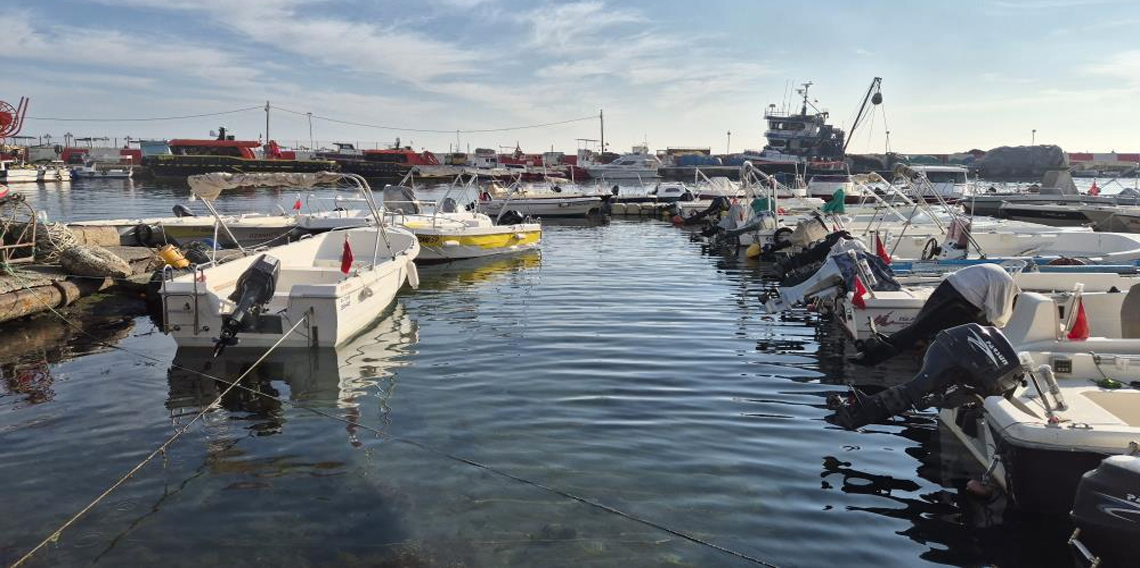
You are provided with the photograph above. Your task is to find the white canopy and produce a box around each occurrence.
[188,171,344,201]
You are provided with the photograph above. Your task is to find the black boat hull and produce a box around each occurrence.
[314,155,409,183]
[144,155,338,180]
[993,430,1109,514]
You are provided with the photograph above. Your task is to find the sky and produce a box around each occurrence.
[4,0,1139,155]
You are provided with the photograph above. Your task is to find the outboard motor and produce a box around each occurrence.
[496,210,526,225]
[776,230,852,277]
[1069,451,1140,567]
[828,324,1022,429]
[172,204,196,218]
[214,255,281,357]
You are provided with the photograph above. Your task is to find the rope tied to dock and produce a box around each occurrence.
[6,274,782,568]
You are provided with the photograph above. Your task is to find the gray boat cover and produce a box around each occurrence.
[188,172,343,201]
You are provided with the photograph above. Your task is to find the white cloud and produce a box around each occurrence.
[520,1,647,52]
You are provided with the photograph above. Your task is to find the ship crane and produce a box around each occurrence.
[843,77,883,153]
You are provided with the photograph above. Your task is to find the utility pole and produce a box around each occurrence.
[264,100,271,143]
[726,130,732,154]
[599,109,605,154]
[307,112,313,149]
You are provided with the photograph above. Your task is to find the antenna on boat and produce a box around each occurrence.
[264,100,270,143]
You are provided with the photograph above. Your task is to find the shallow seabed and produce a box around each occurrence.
[1,179,1075,567]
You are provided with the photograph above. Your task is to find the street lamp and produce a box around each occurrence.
[726,130,732,154]
[1032,129,1036,145]
[307,112,314,150]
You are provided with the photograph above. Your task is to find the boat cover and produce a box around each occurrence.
[188,172,343,201]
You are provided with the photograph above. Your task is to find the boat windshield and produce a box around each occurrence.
[926,171,967,183]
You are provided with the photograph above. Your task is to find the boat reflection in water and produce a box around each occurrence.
[165,302,418,442]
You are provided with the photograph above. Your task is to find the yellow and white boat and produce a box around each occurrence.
[395,209,540,263]
[297,178,541,263]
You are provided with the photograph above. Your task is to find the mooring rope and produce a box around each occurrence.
[6,275,781,568]
[8,289,310,568]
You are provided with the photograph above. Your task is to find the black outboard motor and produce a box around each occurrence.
[828,324,1022,429]
[172,204,196,218]
[496,210,526,225]
[1069,452,1140,566]
[214,255,281,357]
[776,230,853,277]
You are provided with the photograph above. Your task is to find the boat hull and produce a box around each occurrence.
[478,196,603,218]
[415,227,541,262]
[993,431,1109,514]
[144,155,337,179]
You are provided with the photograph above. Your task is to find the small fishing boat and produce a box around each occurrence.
[584,146,661,181]
[160,172,420,352]
[69,205,304,248]
[299,176,542,262]
[828,287,1140,516]
[36,160,72,182]
[996,202,1094,227]
[0,160,41,183]
[71,160,133,179]
[476,181,604,218]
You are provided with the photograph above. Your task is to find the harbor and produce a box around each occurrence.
[5,2,1140,566]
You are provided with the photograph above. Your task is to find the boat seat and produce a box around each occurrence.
[1121,284,1140,338]
[1002,292,1057,347]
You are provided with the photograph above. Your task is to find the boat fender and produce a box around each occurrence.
[672,215,684,226]
[172,204,196,218]
[134,223,155,246]
[405,258,419,289]
[746,243,762,259]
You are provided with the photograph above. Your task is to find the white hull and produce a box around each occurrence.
[0,169,41,183]
[478,196,602,218]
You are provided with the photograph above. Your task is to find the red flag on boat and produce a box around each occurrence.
[1089,181,1100,196]
[293,198,302,211]
[0,185,8,198]
[1067,297,1089,341]
[875,234,891,265]
[340,235,354,274]
[852,276,868,310]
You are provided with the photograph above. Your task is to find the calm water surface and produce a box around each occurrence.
[1,179,1078,567]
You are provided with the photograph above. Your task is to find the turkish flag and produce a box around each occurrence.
[293,197,302,211]
[340,235,354,274]
[1067,297,1089,341]
[852,276,868,310]
[875,234,891,265]
[1089,181,1100,196]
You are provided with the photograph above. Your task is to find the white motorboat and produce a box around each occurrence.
[36,160,72,182]
[71,160,133,179]
[299,177,542,262]
[0,160,40,183]
[476,181,604,218]
[584,146,662,181]
[160,172,420,351]
[828,284,1140,515]
[70,205,304,248]
[896,164,974,200]
[1079,204,1140,233]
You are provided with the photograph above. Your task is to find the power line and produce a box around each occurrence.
[270,104,595,134]
[26,106,264,122]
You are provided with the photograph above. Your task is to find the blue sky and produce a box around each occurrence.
[6,0,1138,154]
